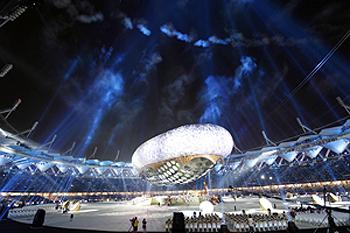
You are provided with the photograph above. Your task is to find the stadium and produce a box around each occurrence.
[1,1,350,233]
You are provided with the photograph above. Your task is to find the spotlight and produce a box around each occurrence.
[260,175,265,179]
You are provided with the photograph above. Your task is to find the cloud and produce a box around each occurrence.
[194,40,210,47]
[166,74,194,105]
[160,22,306,48]
[48,0,104,24]
[77,12,103,23]
[50,0,71,8]
[159,75,195,127]
[121,17,133,29]
[160,24,193,42]
[106,50,163,142]
[137,24,151,36]
[105,97,144,147]
[78,70,124,154]
[199,56,258,123]
[115,11,152,36]
[232,56,257,92]
[208,36,230,45]
[199,76,230,123]
[104,50,163,148]
[115,11,134,30]
[134,52,162,82]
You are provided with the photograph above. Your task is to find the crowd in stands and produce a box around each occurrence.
[0,154,349,198]
[0,171,148,192]
[214,154,350,189]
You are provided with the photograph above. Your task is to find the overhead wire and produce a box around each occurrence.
[267,29,350,117]
[231,29,350,153]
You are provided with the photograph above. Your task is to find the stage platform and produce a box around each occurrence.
[8,197,350,232]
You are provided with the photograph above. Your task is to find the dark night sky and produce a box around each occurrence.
[0,0,350,162]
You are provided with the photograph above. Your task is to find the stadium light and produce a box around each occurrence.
[88,146,98,159]
[337,96,350,115]
[232,140,242,153]
[0,98,21,119]
[261,131,276,146]
[48,134,57,150]
[296,117,316,134]
[64,141,76,155]
[14,121,39,138]
[0,5,28,29]
[37,134,57,151]
[114,150,120,161]
[0,64,13,77]
[26,121,38,138]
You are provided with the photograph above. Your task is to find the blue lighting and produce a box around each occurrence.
[194,40,210,48]
[233,56,257,92]
[121,17,133,30]
[137,24,151,36]
[208,36,229,45]
[64,59,80,81]
[160,24,193,42]
[78,71,124,154]
[199,55,259,126]
[199,76,227,123]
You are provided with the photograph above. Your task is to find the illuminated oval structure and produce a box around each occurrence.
[131,124,233,185]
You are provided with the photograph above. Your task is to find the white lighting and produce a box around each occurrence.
[131,124,233,170]
[260,175,265,179]
[199,201,214,214]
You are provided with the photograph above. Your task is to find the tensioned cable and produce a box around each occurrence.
[268,29,350,116]
[288,29,350,97]
[229,30,350,154]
